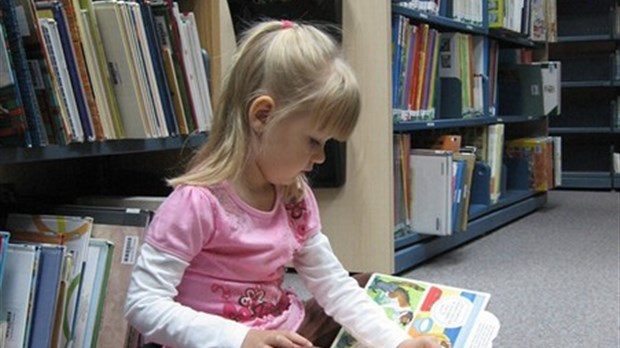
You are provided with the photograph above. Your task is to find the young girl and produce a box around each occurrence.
[125,20,439,348]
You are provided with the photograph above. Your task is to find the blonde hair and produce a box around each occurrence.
[169,20,360,201]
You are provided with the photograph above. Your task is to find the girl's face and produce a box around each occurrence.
[254,112,331,186]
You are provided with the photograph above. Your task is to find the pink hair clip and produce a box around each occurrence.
[281,20,294,29]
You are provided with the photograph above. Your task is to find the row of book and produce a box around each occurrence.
[490,0,558,41]
[0,206,152,348]
[393,0,486,27]
[392,16,562,122]
[0,0,212,148]
[394,0,558,42]
[394,128,562,236]
[392,16,486,122]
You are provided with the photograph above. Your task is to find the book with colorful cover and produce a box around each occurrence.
[5,213,93,348]
[330,273,500,348]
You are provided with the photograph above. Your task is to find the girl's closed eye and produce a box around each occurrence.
[309,137,322,147]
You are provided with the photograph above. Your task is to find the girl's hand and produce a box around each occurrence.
[242,329,314,348]
[397,337,442,348]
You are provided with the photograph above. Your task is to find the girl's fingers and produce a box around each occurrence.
[265,331,313,348]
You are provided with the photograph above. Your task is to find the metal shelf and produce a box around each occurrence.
[561,171,613,189]
[392,5,487,35]
[0,134,207,165]
[556,34,615,43]
[394,115,546,132]
[549,127,613,134]
[394,192,546,273]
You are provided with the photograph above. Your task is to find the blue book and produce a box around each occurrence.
[40,1,94,141]
[28,244,65,348]
[137,0,179,136]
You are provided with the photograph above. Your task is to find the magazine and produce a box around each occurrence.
[330,273,500,348]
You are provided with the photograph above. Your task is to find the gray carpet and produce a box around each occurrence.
[285,190,620,347]
[402,190,619,347]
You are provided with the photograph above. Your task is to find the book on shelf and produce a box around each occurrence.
[441,0,483,26]
[0,20,31,147]
[438,32,483,120]
[486,124,504,204]
[92,1,151,139]
[172,3,213,131]
[409,149,453,236]
[135,0,179,137]
[58,0,104,140]
[37,0,96,142]
[15,0,66,145]
[0,0,47,147]
[505,136,555,192]
[72,238,113,348]
[330,273,500,348]
[27,244,66,348]
[37,7,85,143]
[0,243,41,348]
[78,0,125,138]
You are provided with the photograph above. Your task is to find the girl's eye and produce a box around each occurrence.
[309,138,322,147]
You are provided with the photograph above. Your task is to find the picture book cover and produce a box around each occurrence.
[330,273,500,348]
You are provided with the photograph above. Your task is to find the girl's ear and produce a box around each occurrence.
[248,95,275,133]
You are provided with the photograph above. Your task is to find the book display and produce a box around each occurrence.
[548,0,620,189]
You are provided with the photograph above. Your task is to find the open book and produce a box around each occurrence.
[330,273,500,348]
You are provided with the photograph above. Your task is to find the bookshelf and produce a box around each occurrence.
[548,0,620,190]
[1,0,552,275]
[0,0,236,197]
[313,1,552,274]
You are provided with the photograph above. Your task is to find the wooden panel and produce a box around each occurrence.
[315,0,394,273]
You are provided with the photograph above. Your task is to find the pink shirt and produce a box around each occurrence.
[145,182,321,331]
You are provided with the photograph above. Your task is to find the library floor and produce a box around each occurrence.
[285,190,620,347]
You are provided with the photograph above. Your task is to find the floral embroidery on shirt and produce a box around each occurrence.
[221,286,290,322]
[285,200,310,242]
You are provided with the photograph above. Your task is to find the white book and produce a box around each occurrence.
[410,149,453,236]
[1,244,40,348]
[487,124,505,204]
[73,239,112,348]
[184,12,213,130]
[38,18,84,143]
[78,9,117,139]
[173,4,210,132]
[119,2,159,137]
[93,1,150,138]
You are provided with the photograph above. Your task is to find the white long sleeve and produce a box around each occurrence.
[124,243,250,348]
[293,232,411,348]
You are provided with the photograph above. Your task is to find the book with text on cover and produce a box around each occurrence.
[330,273,500,348]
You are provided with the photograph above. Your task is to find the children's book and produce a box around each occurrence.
[330,273,500,348]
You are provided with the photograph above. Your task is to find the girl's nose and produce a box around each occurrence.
[313,146,326,164]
